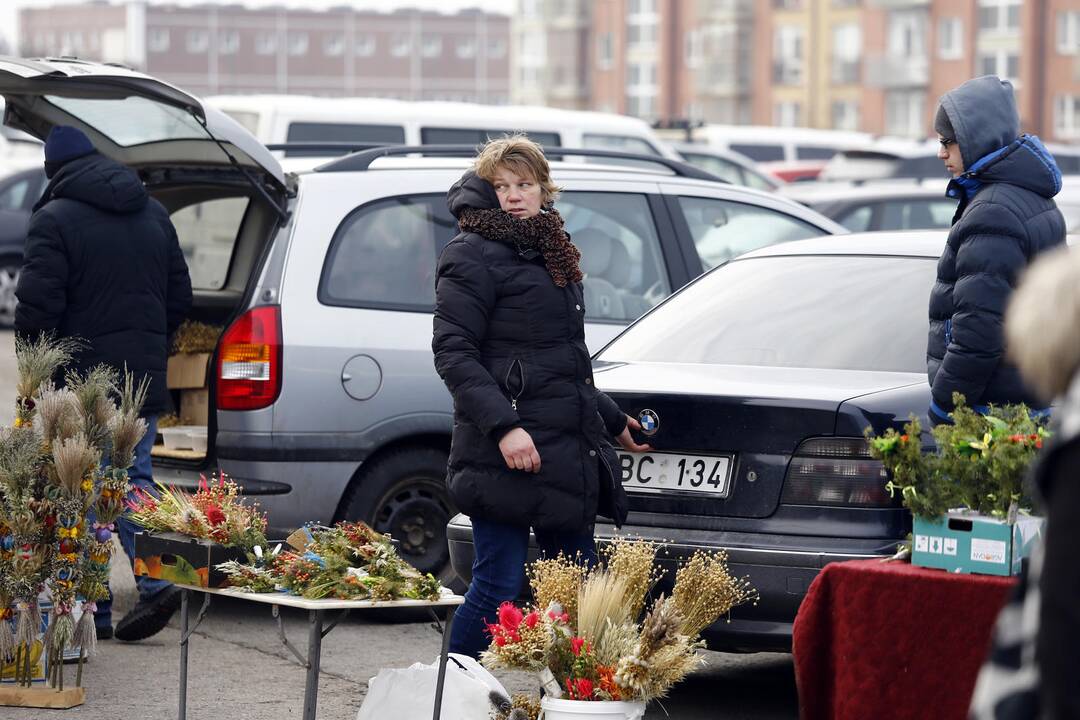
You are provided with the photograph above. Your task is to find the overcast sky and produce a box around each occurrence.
[2,0,510,49]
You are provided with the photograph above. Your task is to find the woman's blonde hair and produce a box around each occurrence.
[473,134,562,205]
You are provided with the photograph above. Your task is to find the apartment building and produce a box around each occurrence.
[511,0,1078,141]
[18,2,511,103]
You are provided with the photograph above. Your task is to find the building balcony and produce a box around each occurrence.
[865,54,929,88]
[870,0,930,7]
[772,61,804,86]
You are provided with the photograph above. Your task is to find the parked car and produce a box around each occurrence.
[1058,175,1080,234]
[0,57,846,588]
[205,94,679,160]
[781,182,959,232]
[0,165,46,327]
[450,231,948,651]
[669,142,782,191]
[820,138,1080,183]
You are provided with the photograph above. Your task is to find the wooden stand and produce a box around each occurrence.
[0,685,86,709]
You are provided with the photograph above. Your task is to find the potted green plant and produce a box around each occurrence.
[866,393,1049,576]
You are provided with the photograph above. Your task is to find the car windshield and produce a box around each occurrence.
[598,254,937,373]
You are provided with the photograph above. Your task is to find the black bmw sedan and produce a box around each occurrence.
[448,231,943,651]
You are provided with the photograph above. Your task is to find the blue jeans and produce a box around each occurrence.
[448,517,596,659]
[96,416,172,628]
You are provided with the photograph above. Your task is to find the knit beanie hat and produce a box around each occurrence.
[934,104,955,142]
[44,126,95,177]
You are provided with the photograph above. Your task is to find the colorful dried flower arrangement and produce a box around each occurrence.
[866,393,1050,521]
[0,335,147,689]
[124,474,268,552]
[480,538,758,705]
[216,521,442,602]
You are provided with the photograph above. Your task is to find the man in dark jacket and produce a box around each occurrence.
[926,76,1066,424]
[15,126,193,642]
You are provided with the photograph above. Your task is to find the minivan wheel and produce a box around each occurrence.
[0,260,20,328]
[339,447,461,590]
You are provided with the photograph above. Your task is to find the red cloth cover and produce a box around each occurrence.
[793,558,1016,720]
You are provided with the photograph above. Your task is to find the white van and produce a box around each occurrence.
[204,95,679,160]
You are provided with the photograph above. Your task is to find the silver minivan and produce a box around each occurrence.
[1,58,846,585]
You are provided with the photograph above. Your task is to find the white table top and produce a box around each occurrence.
[175,584,465,611]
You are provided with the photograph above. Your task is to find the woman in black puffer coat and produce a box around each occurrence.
[433,136,650,658]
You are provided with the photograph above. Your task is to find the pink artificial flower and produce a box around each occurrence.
[571,636,586,657]
[524,611,540,629]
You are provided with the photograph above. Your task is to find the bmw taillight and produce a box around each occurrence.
[216,305,282,411]
[780,437,893,507]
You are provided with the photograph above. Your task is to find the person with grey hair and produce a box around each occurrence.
[927,76,1066,426]
[970,246,1080,719]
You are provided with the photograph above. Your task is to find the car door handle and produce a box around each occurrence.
[342,373,353,382]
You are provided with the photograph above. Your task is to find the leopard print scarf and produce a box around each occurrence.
[457,206,583,288]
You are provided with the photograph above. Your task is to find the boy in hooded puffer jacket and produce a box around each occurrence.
[926,75,1066,426]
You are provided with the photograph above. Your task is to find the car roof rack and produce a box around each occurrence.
[265,142,387,154]
[313,144,724,182]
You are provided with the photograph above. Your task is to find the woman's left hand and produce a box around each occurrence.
[616,415,652,453]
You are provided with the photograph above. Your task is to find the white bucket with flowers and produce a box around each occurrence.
[538,696,645,720]
[483,539,759,720]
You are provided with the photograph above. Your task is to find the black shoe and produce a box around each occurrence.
[114,586,182,642]
[96,625,113,641]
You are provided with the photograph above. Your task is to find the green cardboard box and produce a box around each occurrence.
[912,511,1043,576]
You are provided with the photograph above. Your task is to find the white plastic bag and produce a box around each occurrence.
[357,652,509,720]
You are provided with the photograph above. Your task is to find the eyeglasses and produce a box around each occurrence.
[939,137,957,148]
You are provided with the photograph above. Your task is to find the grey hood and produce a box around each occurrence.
[937,75,1020,171]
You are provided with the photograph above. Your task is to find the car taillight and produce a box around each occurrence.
[216,305,282,411]
[780,437,893,507]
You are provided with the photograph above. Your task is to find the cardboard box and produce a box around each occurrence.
[167,353,211,390]
[912,511,1044,576]
[133,531,247,588]
[180,388,210,426]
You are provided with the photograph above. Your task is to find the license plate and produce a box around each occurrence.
[617,451,733,497]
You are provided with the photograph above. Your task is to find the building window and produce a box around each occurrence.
[186,29,209,54]
[888,9,927,58]
[1057,12,1080,55]
[288,32,308,56]
[885,90,925,137]
[324,34,344,57]
[355,34,376,57]
[456,38,476,58]
[831,100,860,131]
[773,0,801,8]
[391,34,411,58]
[831,23,861,84]
[1055,95,1080,140]
[597,32,614,70]
[978,50,1020,83]
[629,0,657,13]
[422,35,442,58]
[938,18,963,60]
[773,25,804,85]
[685,29,703,69]
[627,95,656,119]
[774,101,802,127]
[219,30,239,55]
[255,32,278,55]
[522,0,540,18]
[488,38,507,58]
[978,0,1021,35]
[148,28,170,53]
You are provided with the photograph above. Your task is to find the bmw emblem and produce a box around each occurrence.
[638,409,659,436]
